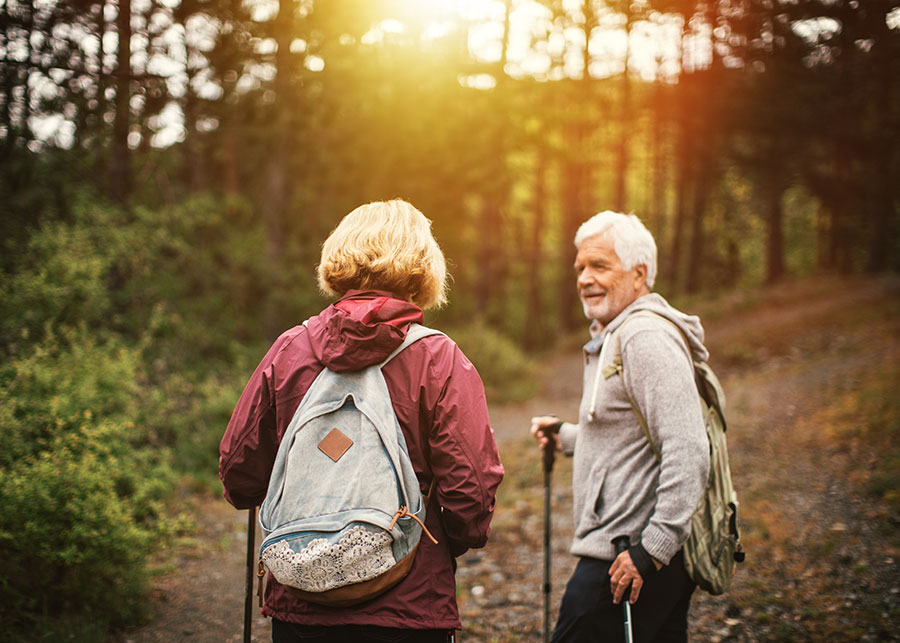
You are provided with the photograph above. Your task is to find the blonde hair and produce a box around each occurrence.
[317,200,449,309]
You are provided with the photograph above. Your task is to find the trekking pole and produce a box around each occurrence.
[244,506,257,643]
[612,536,634,643]
[542,435,556,643]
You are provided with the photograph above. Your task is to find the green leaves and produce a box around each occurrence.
[0,331,174,635]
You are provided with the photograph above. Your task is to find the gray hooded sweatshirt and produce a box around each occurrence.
[557,293,711,566]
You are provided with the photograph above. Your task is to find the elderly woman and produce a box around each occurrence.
[219,200,504,643]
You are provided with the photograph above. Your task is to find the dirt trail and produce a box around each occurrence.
[116,276,900,642]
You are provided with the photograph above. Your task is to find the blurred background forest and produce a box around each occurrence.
[1,0,898,639]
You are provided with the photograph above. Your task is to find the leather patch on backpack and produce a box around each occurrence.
[318,428,354,462]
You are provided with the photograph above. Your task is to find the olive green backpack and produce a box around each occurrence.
[605,311,745,595]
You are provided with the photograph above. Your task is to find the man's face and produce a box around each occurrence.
[575,233,648,327]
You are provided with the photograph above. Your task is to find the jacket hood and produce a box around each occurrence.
[305,290,425,372]
[588,292,709,362]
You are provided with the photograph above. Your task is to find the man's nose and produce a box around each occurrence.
[577,269,594,288]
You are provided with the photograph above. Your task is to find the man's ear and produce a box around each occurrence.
[633,264,648,291]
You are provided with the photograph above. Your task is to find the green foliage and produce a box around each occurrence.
[0,326,176,636]
[0,193,309,363]
[445,321,538,404]
[149,370,250,491]
[0,327,139,463]
[0,219,114,353]
[0,193,301,635]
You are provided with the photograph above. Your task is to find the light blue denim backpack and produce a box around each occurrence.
[258,323,442,607]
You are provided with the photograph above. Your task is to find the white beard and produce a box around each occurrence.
[581,293,612,322]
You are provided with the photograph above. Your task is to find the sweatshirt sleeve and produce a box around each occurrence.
[218,333,294,509]
[621,325,710,565]
[427,344,504,557]
[558,421,580,456]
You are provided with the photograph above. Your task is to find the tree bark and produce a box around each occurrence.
[685,166,709,293]
[866,5,894,272]
[0,0,13,154]
[668,104,691,294]
[651,72,666,242]
[765,168,786,284]
[264,0,294,263]
[560,118,586,331]
[111,0,132,203]
[524,144,548,350]
[613,5,633,211]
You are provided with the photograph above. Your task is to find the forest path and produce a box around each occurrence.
[115,275,900,642]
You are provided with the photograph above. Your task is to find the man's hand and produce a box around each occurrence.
[608,550,662,604]
[530,416,561,452]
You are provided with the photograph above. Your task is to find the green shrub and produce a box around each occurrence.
[148,369,250,491]
[0,193,323,636]
[444,321,538,403]
[0,425,158,628]
[0,326,175,636]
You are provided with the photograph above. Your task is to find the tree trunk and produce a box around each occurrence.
[668,111,691,294]
[815,201,830,271]
[866,22,893,273]
[832,150,854,274]
[264,0,294,263]
[613,6,633,211]
[651,73,666,242]
[180,15,205,193]
[685,167,709,293]
[559,121,585,331]
[524,144,548,350]
[765,169,786,284]
[20,0,34,142]
[667,20,692,293]
[0,0,13,154]
[476,197,504,320]
[111,0,132,203]
[557,0,596,329]
[476,0,512,326]
[222,124,240,196]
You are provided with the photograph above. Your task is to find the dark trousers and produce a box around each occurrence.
[551,551,695,643]
[272,619,451,643]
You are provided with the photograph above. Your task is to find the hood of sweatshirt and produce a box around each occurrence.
[585,292,709,363]
[304,290,425,372]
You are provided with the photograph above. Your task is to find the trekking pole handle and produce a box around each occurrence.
[612,536,634,643]
[541,420,562,473]
[611,537,632,601]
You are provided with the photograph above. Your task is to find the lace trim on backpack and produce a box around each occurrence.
[261,525,395,592]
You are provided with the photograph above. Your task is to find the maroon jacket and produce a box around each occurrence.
[219,290,504,629]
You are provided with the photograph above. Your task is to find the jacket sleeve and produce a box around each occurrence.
[622,325,710,565]
[218,334,293,509]
[427,344,504,557]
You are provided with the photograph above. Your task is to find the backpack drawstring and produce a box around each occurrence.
[257,560,266,608]
[389,506,438,544]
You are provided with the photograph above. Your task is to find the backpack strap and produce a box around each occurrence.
[381,323,445,366]
[602,311,696,464]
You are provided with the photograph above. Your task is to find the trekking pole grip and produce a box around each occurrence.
[541,420,562,473]
[612,535,634,643]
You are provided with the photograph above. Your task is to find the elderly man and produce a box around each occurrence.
[532,211,710,642]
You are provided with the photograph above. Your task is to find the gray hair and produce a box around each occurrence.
[574,211,658,289]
